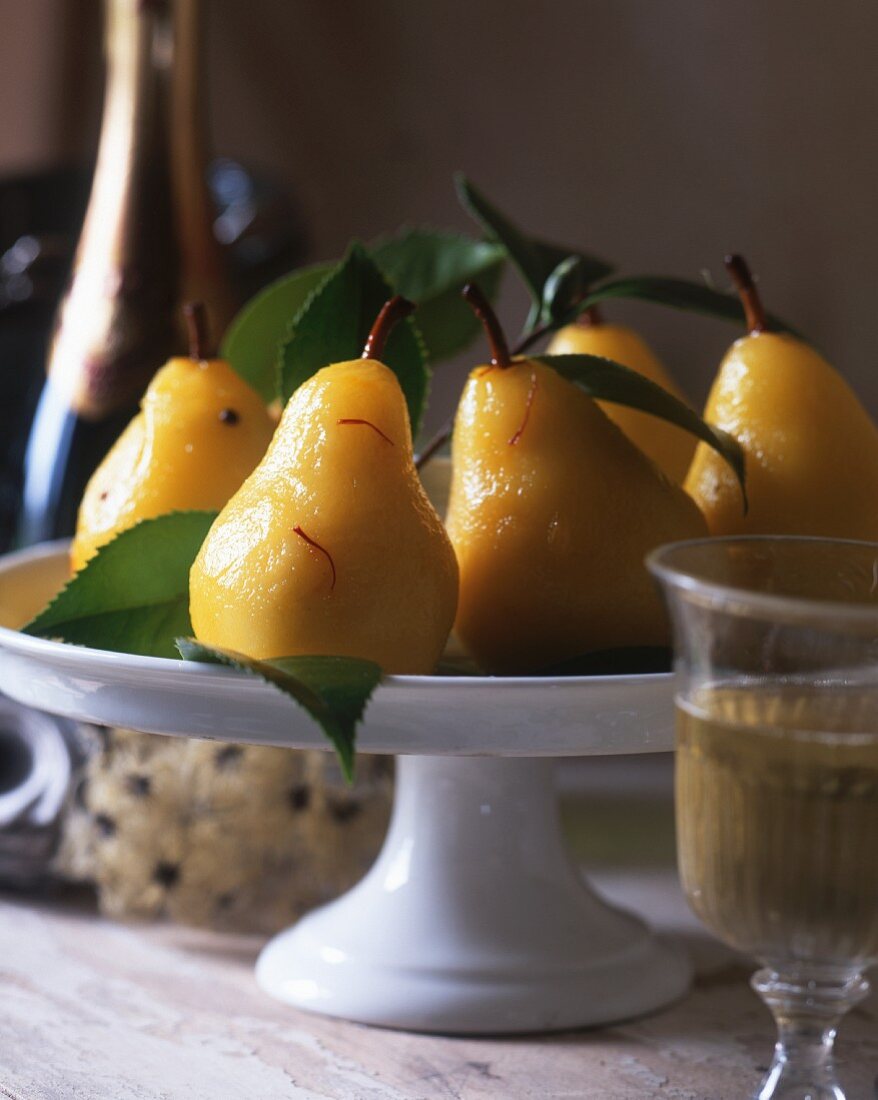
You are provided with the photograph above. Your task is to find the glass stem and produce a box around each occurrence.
[751,967,870,1100]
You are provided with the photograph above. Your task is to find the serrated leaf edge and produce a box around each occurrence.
[176,638,383,781]
[24,510,218,636]
[275,241,432,435]
[222,261,333,402]
[274,255,346,403]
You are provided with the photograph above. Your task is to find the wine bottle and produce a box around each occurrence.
[17,0,236,546]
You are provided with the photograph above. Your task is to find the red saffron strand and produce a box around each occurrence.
[293,525,337,590]
[337,418,395,445]
[508,371,538,446]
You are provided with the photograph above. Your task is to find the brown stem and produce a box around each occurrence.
[414,289,537,467]
[183,301,210,360]
[576,304,603,327]
[415,289,597,470]
[362,296,416,360]
[462,283,511,368]
[725,254,766,334]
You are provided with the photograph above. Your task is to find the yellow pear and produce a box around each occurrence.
[71,304,275,572]
[447,286,707,675]
[685,255,878,538]
[189,297,459,674]
[547,309,695,482]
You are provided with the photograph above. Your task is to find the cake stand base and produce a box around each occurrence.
[256,754,690,1034]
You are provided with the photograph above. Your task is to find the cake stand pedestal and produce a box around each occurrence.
[0,542,690,1034]
[258,753,686,1033]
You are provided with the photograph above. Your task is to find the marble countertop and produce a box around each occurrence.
[1,765,876,1099]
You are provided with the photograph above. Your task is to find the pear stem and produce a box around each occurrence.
[725,254,766,335]
[183,301,210,360]
[576,304,604,327]
[462,283,512,368]
[362,296,416,361]
[413,286,516,468]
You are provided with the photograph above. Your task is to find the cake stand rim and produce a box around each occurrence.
[0,541,673,692]
[0,542,676,757]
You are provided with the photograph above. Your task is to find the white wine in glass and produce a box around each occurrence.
[651,537,878,1100]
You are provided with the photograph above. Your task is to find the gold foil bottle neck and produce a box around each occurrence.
[47,0,234,420]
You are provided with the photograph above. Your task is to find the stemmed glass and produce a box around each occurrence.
[649,537,878,1100]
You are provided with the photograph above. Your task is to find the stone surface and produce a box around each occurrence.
[1,868,876,1100]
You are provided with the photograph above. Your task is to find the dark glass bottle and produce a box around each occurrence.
[17,0,236,546]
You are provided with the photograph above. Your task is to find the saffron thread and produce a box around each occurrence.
[337,418,394,445]
[293,525,337,590]
[508,371,538,446]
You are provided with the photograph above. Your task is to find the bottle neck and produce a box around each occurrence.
[82,0,179,279]
[169,3,236,338]
[49,0,232,418]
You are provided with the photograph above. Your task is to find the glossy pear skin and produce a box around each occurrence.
[72,357,275,571]
[548,322,696,482]
[685,333,878,538]
[447,360,707,674]
[189,360,459,674]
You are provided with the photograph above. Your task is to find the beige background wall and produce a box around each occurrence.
[1,0,876,429]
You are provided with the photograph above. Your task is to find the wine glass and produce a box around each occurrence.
[649,536,878,1100]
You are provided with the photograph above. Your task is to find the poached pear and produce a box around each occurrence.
[685,255,878,539]
[447,285,707,674]
[71,304,275,571]
[547,309,696,482]
[189,297,459,674]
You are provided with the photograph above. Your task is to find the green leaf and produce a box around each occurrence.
[24,512,217,658]
[581,275,801,337]
[176,639,382,782]
[542,255,596,325]
[223,231,504,402]
[279,242,431,435]
[220,263,333,403]
[371,228,506,361]
[455,173,613,330]
[536,353,748,507]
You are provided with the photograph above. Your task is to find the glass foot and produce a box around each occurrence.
[752,967,870,1100]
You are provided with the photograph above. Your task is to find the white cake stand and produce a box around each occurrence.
[0,541,690,1035]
